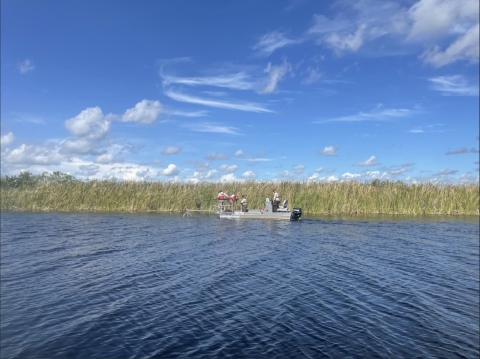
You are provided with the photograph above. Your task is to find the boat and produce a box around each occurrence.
[217,198,302,221]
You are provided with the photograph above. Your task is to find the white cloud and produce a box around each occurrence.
[164,89,273,113]
[325,24,367,54]
[341,172,362,180]
[18,59,35,74]
[253,31,300,57]
[170,110,209,117]
[420,23,479,67]
[318,146,339,156]
[183,122,240,135]
[410,128,424,133]
[234,149,244,157]
[219,164,238,172]
[315,167,324,172]
[242,171,257,180]
[161,146,182,155]
[162,72,255,91]
[65,107,111,139]
[429,75,479,96]
[354,155,380,166]
[161,164,180,176]
[121,100,162,124]
[1,132,15,148]
[259,60,292,94]
[220,173,240,183]
[205,151,229,160]
[315,105,415,123]
[3,144,64,166]
[94,153,115,164]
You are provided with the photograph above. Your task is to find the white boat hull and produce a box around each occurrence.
[218,209,294,220]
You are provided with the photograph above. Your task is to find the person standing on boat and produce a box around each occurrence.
[240,195,248,212]
[272,189,280,212]
[217,190,226,210]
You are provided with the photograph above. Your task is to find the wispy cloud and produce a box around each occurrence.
[253,31,301,57]
[165,89,273,113]
[429,75,479,96]
[445,147,479,155]
[259,60,292,94]
[318,146,339,156]
[315,105,415,123]
[183,122,240,135]
[170,110,209,117]
[354,155,380,166]
[18,59,35,74]
[162,72,255,91]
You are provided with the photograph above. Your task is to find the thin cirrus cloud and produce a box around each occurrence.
[183,122,241,135]
[354,156,380,166]
[314,105,415,123]
[428,75,479,96]
[252,31,301,57]
[164,89,273,113]
[161,72,255,91]
[445,147,479,155]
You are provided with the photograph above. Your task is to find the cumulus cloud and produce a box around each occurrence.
[293,164,306,171]
[318,146,339,156]
[234,149,245,158]
[429,75,479,96]
[259,60,292,94]
[354,155,380,166]
[1,132,15,148]
[161,164,180,176]
[205,151,229,160]
[220,173,240,183]
[65,107,111,139]
[445,147,479,155]
[121,100,162,124]
[242,171,257,180]
[161,146,182,155]
[3,144,64,166]
[18,59,35,74]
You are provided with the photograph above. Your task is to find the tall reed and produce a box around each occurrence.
[1,177,478,215]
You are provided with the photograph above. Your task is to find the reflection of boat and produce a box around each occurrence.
[217,198,302,221]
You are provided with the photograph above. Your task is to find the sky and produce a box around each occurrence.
[1,0,479,184]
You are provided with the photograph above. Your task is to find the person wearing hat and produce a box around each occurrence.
[240,195,248,212]
[272,189,280,212]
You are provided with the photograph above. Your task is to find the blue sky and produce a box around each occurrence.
[1,0,479,183]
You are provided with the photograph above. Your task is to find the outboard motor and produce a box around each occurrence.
[290,207,302,221]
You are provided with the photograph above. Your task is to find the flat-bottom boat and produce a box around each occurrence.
[217,198,302,221]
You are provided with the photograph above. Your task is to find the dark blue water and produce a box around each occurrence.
[1,212,479,359]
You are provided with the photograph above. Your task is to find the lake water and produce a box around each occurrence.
[1,212,478,359]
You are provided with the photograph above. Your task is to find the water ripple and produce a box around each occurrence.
[1,212,479,358]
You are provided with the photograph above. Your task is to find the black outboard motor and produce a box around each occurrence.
[290,207,302,221]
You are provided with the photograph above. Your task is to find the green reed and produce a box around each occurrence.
[1,174,478,215]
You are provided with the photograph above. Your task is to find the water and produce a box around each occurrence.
[1,212,478,359]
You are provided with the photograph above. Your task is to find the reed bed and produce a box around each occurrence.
[1,178,479,216]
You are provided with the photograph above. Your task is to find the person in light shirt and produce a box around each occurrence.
[272,189,280,212]
[240,195,248,212]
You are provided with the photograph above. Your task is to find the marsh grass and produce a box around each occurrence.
[1,175,479,215]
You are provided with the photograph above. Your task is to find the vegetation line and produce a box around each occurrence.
[1,172,479,216]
